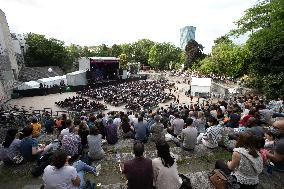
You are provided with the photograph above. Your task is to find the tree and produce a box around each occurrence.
[197,41,251,78]
[119,53,128,69]
[121,43,134,63]
[230,0,284,98]
[184,40,205,69]
[230,0,283,36]
[25,33,72,72]
[97,44,110,57]
[132,39,155,65]
[110,44,122,57]
[148,42,182,69]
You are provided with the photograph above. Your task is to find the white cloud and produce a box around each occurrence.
[0,0,256,53]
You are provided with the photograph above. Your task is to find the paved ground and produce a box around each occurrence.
[6,81,204,115]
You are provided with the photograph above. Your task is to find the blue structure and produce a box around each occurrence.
[180,26,196,50]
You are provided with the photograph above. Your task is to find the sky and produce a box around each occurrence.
[0,0,256,54]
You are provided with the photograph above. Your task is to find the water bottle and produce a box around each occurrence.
[115,152,121,163]
[267,162,274,174]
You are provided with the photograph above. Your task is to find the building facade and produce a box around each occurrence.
[0,9,19,103]
[180,26,196,50]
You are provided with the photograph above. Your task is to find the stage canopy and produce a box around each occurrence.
[90,57,119,64]
[191,77,212,97]
[17,81,40,90]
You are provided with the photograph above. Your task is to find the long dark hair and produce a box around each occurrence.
[52,150,68,169]
[3,128,18,148]
[156,141,175,168]
[236,132,259,158]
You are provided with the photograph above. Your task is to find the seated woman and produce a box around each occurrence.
[105,118,118,145]
[121,116,134,138]
[87,126,105,160]
[197,117,224,149]
[78,122,89,148]
[31,118,42,138]
[0,128,22,165]
[43,150,101,189]
[152,141,181,189]
[61,126,81,162]
[215,132,263,189]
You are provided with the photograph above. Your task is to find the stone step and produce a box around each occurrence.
[100,144,215,165]
[98,171,214,189]
[22,185,41,189]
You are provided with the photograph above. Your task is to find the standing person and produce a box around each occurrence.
[122,141,153,189]
[152,141,181,189]
[215,132,263,189]
[87,126,105,160]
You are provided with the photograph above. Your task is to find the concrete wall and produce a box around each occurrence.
[0,9,19,101]
[79,57,90,71]
[0,9,18,77]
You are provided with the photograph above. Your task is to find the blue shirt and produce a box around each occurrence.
[134,122,148,141]
[20,136,38,161]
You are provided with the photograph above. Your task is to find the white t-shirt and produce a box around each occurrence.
[113,117,121,126]
[60,128,70,136]
[43,165,78,189]
[152,157,181,189]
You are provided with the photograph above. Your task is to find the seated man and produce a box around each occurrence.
[20,127,45,162]
[122,141,153,189]
[176,118,198,151]
[134,116,148,143]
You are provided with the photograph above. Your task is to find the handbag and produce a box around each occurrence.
[179,174,192,189]
[209,169,228,189]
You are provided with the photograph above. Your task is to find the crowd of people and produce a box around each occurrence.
[77,80,175,111]
[0,78,284,188]
[55,96,107,112]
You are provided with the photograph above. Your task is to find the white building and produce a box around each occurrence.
[0,9,19,103]
[191,77,212,97]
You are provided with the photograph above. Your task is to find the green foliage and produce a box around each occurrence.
[110,44,122,57]
[96,44,110,57]
[197,41,251,78]
[194,0,284,98]
[25,33,72,72]
[132,39,155,66]
[184,40,205,69]
[148,42,182,69]
[119,53,128,69]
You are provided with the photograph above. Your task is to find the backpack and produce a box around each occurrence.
[31,152,53,177]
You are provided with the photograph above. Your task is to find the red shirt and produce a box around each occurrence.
[123,157,153,189]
